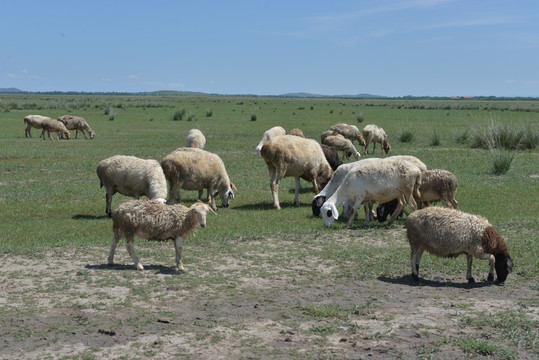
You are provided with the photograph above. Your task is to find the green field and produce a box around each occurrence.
[0,95,537,359]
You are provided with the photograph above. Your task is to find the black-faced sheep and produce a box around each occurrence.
[161,147,235,211]
[57,115,95,139]
[362,124,390,155]
[255,126,286,154]
[108,199,215,272]
[97,155,168,217]
[321,158,421,227]
[322,134,361,160]
[329,123,366,146]
[377,169,458,222]
[406,207,513,284]
[186,129,206,149]
[40,118,71,140]
[24,115,48,138]
[260,135,333,210]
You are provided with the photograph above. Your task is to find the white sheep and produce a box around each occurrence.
[161,147,236,211]
[108,199,215,272]
[320,129,337,144]
[406,207,513,283]
[24,114,48,138]
[260,135,333,210]
[185,129,206,149]
[321,158,421,227]
[362,124,391,155]
[57,115,95,139]
[255,126,286,154]
[329,123,366,146]
[322,134,361,160]
[388,155,427,172]
[97,155,168,217]
[40,118,71,140]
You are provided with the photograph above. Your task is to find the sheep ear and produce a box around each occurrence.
[207,205,217,215]
[230,182,238,192]
[331,203,339,219]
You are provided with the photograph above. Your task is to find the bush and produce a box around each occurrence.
[455,129,469,144]
[490,147,514,175]
[356,112,365,123]
[205,109,213,117]
[430,128,441,146]
[471,120,539,150]
[398,129,414,143]
[173,108,186,121]
[108,110,115,121]
[250,112,257,121]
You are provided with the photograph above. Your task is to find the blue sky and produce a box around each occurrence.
[2,0,538,97]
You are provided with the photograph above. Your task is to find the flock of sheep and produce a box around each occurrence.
[24,114,95,140]
[23,113,513,284]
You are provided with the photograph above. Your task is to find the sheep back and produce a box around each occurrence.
[255,126,286,154]
[186,129,206,149]
[329,123,366,146]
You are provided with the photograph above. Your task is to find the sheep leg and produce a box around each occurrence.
[174,237,185,272]
[347,198,364,228]
[105,192,113,217]
[268,166,281,210]
[168,182,182,205]
[107,236,119,266]
[485,254,495,282]
[364,141,369,155]
[387,195,406,225]
[293,177,301,206]
[371,142,376,153]
[126,238,144,271]
[25,125,31,138]
[411,247,424,281]
[466,254,475,283]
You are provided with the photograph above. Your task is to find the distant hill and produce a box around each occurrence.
[0,87,25,93]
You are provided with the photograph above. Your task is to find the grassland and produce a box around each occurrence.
[0,94,537,359]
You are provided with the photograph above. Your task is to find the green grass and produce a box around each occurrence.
[0,95,538,282]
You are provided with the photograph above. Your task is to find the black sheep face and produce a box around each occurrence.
[494,254,513,283]
[312,196,326,217]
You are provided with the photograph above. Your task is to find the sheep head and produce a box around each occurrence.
[192,201,216,228]
[321,202,339,227]
[312,195,326,217]
[494,254,513,283]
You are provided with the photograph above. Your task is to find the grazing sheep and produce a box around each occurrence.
[322,134,361,160]
[161,147,235,211]
[363,124,390,155]
[186,129,206,149]
[388,155,427,172]
[97,155,168,217]
[260,135,333,210]
[57,115,95,139]
[108,199,215,272]
[377,169,459,222]
[406,207,513,284]
[289,128,305,138]
[320,144,342,171]
[321,158,421,227]
[40,118,71,140]
[320,129,338,144]
[255,126,286,154]
[329,123,366,146]
[24,115,49,138]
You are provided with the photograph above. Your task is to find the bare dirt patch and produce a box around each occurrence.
[0,233,537,360]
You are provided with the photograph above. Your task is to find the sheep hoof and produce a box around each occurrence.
[412,274,419,282]
[136,264,144,271]
[467,277,475,284]
[487,274,494,283]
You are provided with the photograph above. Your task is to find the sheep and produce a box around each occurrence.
[40,118,71,140]
[312,158,382,217]
[288,128,305,138]
[185,129,206,149]
[57,115,95,139]
[97,155,168,217]
[24,114,49,138]
[376,169,459,222]
[108,199,215,272]
[255,126,286,154]
[260,135,333,210]
[320,144,342,171]
[161,147,235,211]
[388,155,427,172]
[362,124,391,155]
[329,123,366,146]
[320,129,337,144]
[321,158,421,227]
[406,207,513,284]
[322,134,361,160]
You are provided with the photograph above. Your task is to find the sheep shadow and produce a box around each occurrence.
[85,263,181,275]
[377,275,495,289]
[72,214,109,220]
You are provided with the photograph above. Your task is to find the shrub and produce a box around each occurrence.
[356,112,365,123]
[455,129,469,144]
[250,112,257,121]
[173,108,186,121]
[471,120,539,150]
[490,148,514,175]
[430,128,441,146]
[187,112,196,122]
[398,129,414,143]
[108,110,115,121]
[205,109,213,117]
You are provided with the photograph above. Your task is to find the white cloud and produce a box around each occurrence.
[127,75,138,80]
